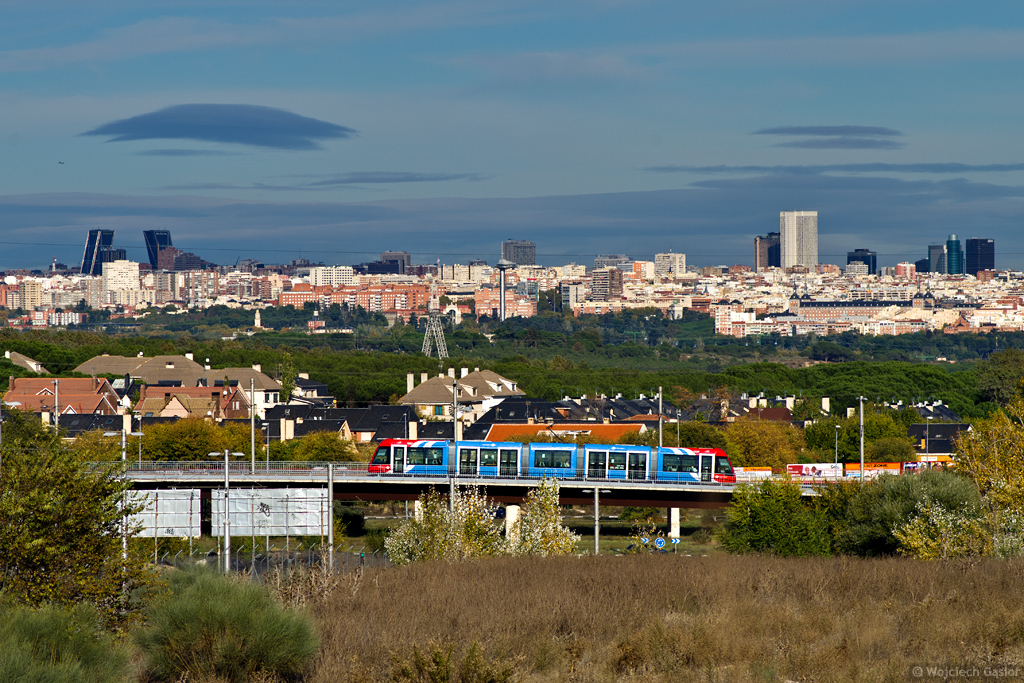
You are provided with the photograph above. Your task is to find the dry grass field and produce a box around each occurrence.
[308,554,1024,683]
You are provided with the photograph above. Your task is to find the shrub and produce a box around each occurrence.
[0,602,128,683]
[134,567,318,682]
[837,469,983,556]
[718,480,831,556]
[894,499,991,559]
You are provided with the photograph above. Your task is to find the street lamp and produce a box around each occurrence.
[105,428,144,563]
[834,424,841,464]
[926,416,934,456]
[581,488,611,555]
[210,449,246,573]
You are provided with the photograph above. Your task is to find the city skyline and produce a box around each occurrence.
[1,2,1023,270]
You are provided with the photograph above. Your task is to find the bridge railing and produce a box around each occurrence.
[124,461,740,487]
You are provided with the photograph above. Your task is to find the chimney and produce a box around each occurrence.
[408,420,417,440]
[205,358,211,371]
[474,367,479,372]
[461,367,469,378]
[785,396,795,411]
[421,372,428,384]
[407,372,414,393]
[298,372,308,380]
[165,361,174,369]
[448,368,456,379]
[821,397,830,414]
[252,364,261,373]
[185,353,194,361]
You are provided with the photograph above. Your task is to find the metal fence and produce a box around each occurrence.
[160,544,392,576]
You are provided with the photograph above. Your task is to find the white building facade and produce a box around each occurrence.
[780,211,818,269]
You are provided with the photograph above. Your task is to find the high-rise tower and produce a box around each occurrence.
[81,229,115,276]
[965,238,995,276]
[501,239,536,266]
[143,230,173,269]
[779,211,817,269]
[945,235,964,275]
[754,232,781,271]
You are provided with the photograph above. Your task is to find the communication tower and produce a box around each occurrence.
[422,266,448,359]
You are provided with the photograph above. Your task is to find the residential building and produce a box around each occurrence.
[309,266,355,287]
[654,252,686,278]
[780,211,818,268]
[501,240,536,266]
[895,262,917,278]
[594,254,630,270]
[754,232,781,271]
[560,281,585,312]
[18,279,43,310]
[591,267,624,301]
[966,238,995,276]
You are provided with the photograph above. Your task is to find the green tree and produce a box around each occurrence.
[506,478,579,556]
[718,480,831,556]
[893,499,991,559]
[724,419,805,470]
[865,436,917,462]
[143,417,231,461]
[955,397,1024,516]
[0,413,156,628]
[385,487,504,565]
[976,348,1024,405]
[837,470,983,557]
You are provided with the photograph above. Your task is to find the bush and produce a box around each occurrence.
[837,469,983,556]
[718,480,831,556]
[134,567,318,682]
[0,602,128,683]
[335,504,366,537]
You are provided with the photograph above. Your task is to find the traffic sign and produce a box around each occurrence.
[654,537,666,549]
[640,537,649,544]
[670,538,680,544]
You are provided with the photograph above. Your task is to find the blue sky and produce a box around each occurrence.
[2,0,1023,270]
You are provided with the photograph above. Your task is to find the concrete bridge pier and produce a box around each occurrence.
[668,508,681,538]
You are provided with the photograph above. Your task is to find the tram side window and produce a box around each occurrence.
[410,447,444,466]
[534,449,572,469]
[715,456,734,475]
[480,449,498,466]
[609,453,626,471]
[499,449,519,464]
[371,446,390,465]
[661,453,698,473]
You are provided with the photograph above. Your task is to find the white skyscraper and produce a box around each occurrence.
[779,211,818,268]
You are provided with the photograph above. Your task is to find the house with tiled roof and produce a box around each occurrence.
[74,353,283,418]
[399,368,524,420]
[4,377,120,417]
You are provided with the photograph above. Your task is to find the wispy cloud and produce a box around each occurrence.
[775,137,904,150]
[82,104,356,150]
[305,172,489,186]
[161,171,488,192]
[644,162,1024,175]
[754,126,902,138]
[752,124,905,151]
[137,149,239,157]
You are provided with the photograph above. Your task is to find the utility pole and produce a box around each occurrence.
[859,396,865,487]
[658,386,663,450]
[250,378,256,473]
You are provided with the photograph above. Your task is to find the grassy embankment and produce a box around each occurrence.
[308,554,1024,682]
